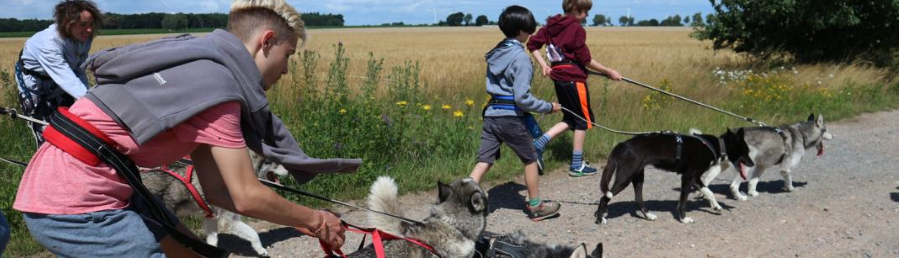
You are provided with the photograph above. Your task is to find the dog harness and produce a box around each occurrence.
[320,221,439,258]
[42,107,229,258]
[473,235,527,258]
[672,133,725,165]
[150,163,215,218]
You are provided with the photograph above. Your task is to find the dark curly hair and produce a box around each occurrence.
[54,0,103,39]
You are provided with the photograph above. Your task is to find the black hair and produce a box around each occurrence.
[498,5,536,38]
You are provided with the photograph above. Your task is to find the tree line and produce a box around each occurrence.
[591,12,710,27]
[0,12,345,32]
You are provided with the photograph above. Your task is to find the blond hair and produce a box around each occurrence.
[563,0,593,14]
[230,0,307,45]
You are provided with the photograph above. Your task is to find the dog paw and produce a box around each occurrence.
[644,212,657,221]
[597,217,608,224]
[785,185,794,192]
[712,204,723,211]
[680,217,695,224]
[735,194,748,201]
[748,191,759,197]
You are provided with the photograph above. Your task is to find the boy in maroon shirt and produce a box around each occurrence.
[526,0,622,177]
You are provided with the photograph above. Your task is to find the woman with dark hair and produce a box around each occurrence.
[14,0,103,148]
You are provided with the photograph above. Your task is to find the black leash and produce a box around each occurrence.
[258,178,423,224]
[587,71,768,126]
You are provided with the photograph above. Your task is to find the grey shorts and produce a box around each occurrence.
[477,116,537,164]
[23,196,179,258]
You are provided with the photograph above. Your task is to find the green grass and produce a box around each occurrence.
[0,44,896,256]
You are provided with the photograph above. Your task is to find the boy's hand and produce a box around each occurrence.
[541,66,552,77]
[313,210,346,251]
[605,69,622,81]
[550,102,561,113]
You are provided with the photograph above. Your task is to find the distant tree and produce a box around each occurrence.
[475,15,489,26]
[464,13,473,26]
[592,14,607,26]
[618,15,629,26]
[683,16,690,25]
[446,12,465,26]
[691,12,704,27]
[161,13,188,31]
[694,0,898,66]
[705,14,715,26]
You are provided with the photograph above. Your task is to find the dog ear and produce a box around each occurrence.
[437,182,452,204]
[469,191,487,212]
[590,243,603,258]
[736,128,745,138]
[569,243,588,258]
[808,113,815,121]
[817,114,824,126]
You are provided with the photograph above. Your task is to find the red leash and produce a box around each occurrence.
[318,221,438,258]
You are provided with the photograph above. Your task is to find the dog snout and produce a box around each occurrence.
[823,132,833,140]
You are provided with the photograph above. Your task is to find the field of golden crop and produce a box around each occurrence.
[1,26,890,107]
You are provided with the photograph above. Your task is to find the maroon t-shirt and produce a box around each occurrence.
[527,15,593,83]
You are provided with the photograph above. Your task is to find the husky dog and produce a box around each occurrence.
[703,114,833,201]
[348,176,488,258]
[141,151,287,256]
[473,231,603,258]
[595,129,754,224]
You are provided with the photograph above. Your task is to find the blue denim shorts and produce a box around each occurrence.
[0,210,10,255]
[23,196,179,258]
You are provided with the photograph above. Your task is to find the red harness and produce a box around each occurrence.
[318,222,439,258]
[149,163,216,218]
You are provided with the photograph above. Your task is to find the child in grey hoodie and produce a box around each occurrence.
[468,5,562,222]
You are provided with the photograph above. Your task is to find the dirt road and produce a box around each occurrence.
[228,110,898,257]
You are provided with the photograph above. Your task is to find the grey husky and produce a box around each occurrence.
[141,151,287,256]
[474,231,602,258]
[348,176,488,258]
[702,114,834,200]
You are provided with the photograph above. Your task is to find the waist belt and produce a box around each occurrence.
[43,107,229,258]
[551,60,578,69]
[487,95,519,111]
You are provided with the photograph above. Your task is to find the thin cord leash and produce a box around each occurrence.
[258,178,423,225]
[586,71,768,126]
[0,107,49,126]
[558,106,662,136]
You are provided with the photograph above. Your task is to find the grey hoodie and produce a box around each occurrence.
[83,30,360,184]
[483,38,552,117]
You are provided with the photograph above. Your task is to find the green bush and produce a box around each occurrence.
[693,0,899,66]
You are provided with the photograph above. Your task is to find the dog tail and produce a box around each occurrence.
[599,150,619,199]
[366,176,404,235]
[689,128,703,135]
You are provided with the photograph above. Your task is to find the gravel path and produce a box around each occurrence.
[226,110,898,257]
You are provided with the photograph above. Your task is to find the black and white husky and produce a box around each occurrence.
[141,152,287,256]
[595,129,755,224]
[348,176,488,258]
[702,114,834,200]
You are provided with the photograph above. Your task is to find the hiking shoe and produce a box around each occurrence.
[569,162,598,177]
[535,149,545,176]
[527,200,561,221]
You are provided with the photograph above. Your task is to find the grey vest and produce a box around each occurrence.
[83,29,360,184]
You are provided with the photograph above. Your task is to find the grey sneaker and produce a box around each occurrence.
[527,200,561,221]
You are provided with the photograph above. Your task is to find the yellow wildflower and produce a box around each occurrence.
[423,105,432,111]
[465,99,475,107]
[396,101,408,107]
[339,109,347,115]
[442,105,452,110]
[453,110,464,117]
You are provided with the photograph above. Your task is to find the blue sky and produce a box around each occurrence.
[1,0,714,26]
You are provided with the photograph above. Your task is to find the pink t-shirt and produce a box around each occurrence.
[14,100,246,215]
